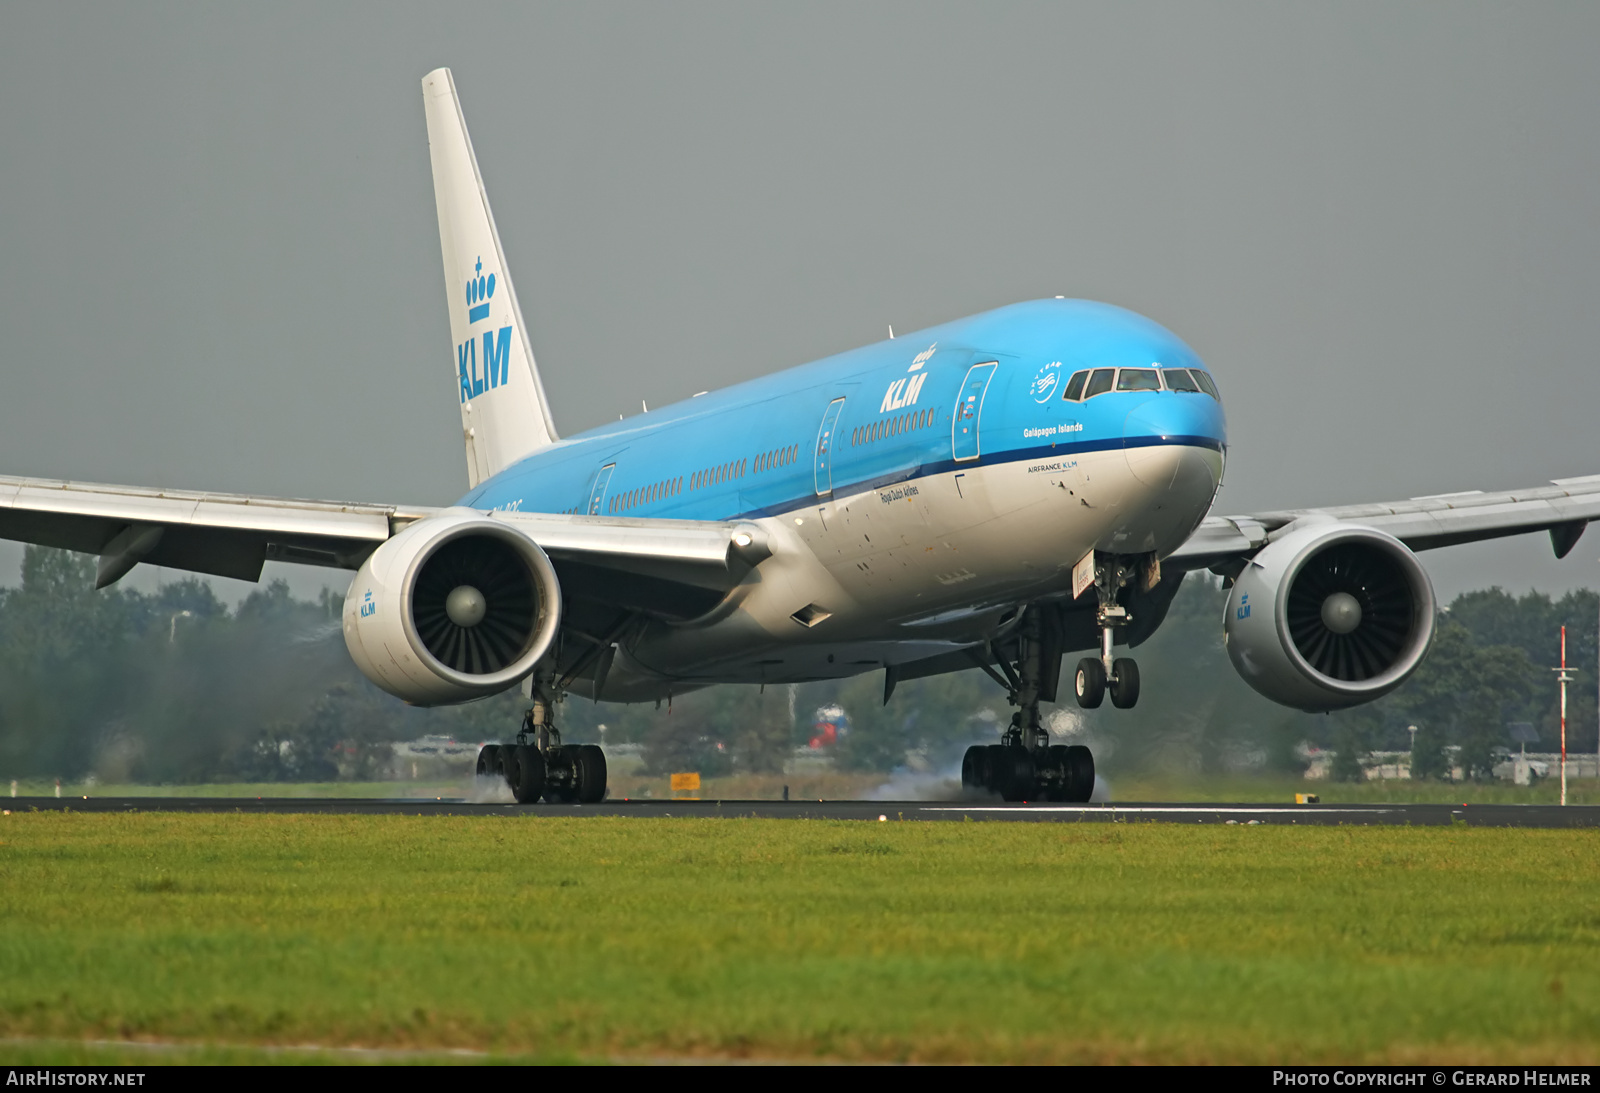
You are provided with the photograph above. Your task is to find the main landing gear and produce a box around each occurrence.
[962,740,1096,803]
[962,605,1098,802]
[961,554,1152,802]
[476,678,608,804]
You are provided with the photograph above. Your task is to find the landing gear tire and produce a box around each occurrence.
[979,742,1030,803]
[1109,658,1140,709]
[1074,658,1106,709]
[545,748,578,803]
[961,746,984,794]
[509,744,546,804]
[983,744,1006,797]
[573,744,608,804]
[1063,744,1095,802]
[1044,745,1070,802]
[967,744,1036,802]
[476,744,503,780]
[996,746,1036,802]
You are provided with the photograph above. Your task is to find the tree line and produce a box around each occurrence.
[0,545,1591,783]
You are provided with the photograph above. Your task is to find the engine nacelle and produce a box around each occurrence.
[1224,522,1435,711]
[343,511,561,705]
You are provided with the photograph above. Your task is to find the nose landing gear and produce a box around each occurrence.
[1074,555,1144,710]
[1074,653,1140,709]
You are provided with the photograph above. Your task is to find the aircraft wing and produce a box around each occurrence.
[1167,473,1600,572]
[0,475,763,604]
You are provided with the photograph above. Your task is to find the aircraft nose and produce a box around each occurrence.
[1123,395,1226,490]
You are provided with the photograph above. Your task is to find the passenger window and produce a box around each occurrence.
[1062,370,1089,401]
[1084,368,1115,398]
[1163,368,1201,393]
[1116,368,1160,392]
[1191,370,1220,400]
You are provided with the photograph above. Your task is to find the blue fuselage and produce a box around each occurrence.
[460,298,1227,521]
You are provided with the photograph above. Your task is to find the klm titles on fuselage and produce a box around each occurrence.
[878,342,936,413]
[459,256,511,403]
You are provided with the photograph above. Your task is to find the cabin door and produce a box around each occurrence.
[952,361,998,462]
[813,397,848,496]
[587,462,616,515]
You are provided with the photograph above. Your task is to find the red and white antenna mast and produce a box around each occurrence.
[1554,625,1577,807]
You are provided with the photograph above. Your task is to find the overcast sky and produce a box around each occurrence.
[3,2,1599,604]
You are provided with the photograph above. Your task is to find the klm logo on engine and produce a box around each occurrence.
[1236,594,1251,621]
[360,590,376,618]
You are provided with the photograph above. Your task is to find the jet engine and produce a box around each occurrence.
[1224,523,1435,711]
[343,511,561,705]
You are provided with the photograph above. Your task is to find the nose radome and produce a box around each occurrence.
[1123,397,1225,491]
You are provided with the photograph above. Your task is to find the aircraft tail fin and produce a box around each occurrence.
[422,68,559,487]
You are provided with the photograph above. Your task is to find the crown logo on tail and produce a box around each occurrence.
[466,257,496,323]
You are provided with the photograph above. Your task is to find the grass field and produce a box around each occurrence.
[0,813,1596,1064]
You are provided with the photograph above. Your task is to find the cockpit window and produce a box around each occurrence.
[1115,368,1161,392]
[1190,369,1221,400]
[1162,368,1202,393]
[1061,370,1089,402]
[1083,368,1115,398]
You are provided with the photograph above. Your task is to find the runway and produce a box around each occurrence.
[8,797,1599,827]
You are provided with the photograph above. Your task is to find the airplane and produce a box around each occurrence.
[3,67,1598,806]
